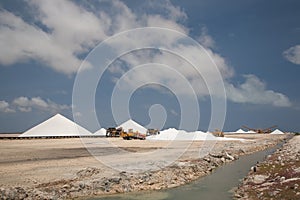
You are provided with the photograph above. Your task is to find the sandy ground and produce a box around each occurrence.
[0,134,289,199]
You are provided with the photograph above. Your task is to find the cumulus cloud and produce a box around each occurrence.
[225,75,291,107]
[0,0,187,74]
[283,45,300,65]
[0,96,70,113]
[0,101,15,113]
[197,27,216,49]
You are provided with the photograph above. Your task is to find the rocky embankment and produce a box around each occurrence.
[0,135,288,200]
[234,135,300,199]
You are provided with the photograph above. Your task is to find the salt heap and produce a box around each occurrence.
[19,114,91,137]
[246,130,256,134]
[270,129,284,134]
[93,128,106,136]
[117,119,147,134]
[235,129,247,134]
[147,128,239,141]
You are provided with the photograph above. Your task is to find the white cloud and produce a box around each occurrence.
[0,101,15,113]
[225,75,291,107]
[9,96,70,113]
[283,45,300,65]
[0,0,188,75]
[197,27,216,49]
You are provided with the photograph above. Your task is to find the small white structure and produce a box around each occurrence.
[93,128,106,136]
[270,129,284,135]
[19,114,91,137]
[117,119,147,134]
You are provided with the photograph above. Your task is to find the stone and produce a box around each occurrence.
[225,152,235,160]
[238,148,245,154]
[252,175,268,184]
[63,184,70,189]
[78,182,85,189]
[109,177,121,184]
[277,156,282,161]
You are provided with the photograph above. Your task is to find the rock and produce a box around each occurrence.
[234,193,242,198]
[203,157,211,163]
[280,176,285,182]
[225,152,235,160]
[221,157,226,163]
[238,148,245,154]
[209,153,223,158]
[63,184,70,189]
[252,175,268,184]
[109,177,121,184]
[78,182,85,189]
[251,166,257,172]
[277,156,282,161]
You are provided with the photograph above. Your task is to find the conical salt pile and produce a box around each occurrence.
[19,114,91,137]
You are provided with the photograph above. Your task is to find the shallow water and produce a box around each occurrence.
[89,143,282,200]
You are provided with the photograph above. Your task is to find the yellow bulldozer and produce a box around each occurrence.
[106,127,145,140]
[106,127,123,137]
[211,129,224,137]
[120,129,146,140]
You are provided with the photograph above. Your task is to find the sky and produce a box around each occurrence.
[0,0,299,133]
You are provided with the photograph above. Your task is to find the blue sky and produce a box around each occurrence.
[0,0,299,132]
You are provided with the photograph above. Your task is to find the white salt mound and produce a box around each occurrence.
[235,129,247,133]
[93,128,106,136]
[147,128,243,141]
[19,114,91,137]
[246,130,256,134]
[270,129,284,134]
[117,119,147,134]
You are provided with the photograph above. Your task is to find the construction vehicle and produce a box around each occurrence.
[106,127,124,137]
[146,129,160,136]
[211,129,224,137]
[242,125,277,134]
[121,129,146,140]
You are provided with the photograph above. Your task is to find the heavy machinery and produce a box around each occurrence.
[211,129,224,137]
[106,127,123,137]
[242,125,277,134]
[121,129,146,140]
[106,127,145,140]
[146,129,160,136]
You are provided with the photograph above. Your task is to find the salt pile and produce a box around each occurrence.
[118,119,147,134]
[93,128,106,136]
[19,114,91,137]
[270,129,284,134]
[246,130,256,134]
[235,129,247,133]
[147,128,242,141]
